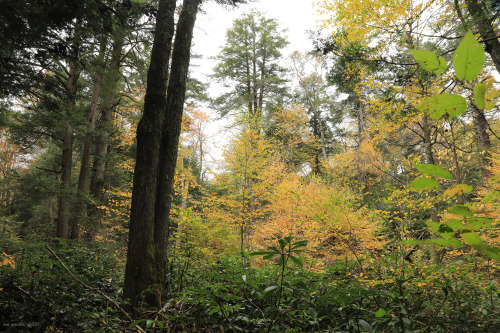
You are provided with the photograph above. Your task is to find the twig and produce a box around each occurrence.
[45,244,146,333]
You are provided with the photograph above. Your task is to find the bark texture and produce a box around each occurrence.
[124,0,201,306]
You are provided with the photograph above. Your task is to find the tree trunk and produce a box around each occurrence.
[473,105,491,149]
[356,96,365,145]
[154,0,200,297]
[465,0,500,74]
[71,36,108,240]
[87,26,125,241]
[123,0,176,306]
[56,50,80,238]
[422,114,435,165]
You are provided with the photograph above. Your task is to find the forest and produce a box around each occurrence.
[1,0,500,331]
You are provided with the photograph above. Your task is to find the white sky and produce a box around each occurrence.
[189,0,322,175]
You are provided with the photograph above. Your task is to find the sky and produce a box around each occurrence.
[188,0,323,173]
[192,0,320,72]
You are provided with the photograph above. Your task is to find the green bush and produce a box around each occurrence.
[0,240,125,332]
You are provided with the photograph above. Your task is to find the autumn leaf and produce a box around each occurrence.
[443,184,473,197]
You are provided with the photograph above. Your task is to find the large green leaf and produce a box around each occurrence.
[449,205,474,217]
[410,49,447,74]
[416,164,453,179]
[461,231,500,260]
[409,177,439,190]
[416,94,467,120]
[454,30,485,81]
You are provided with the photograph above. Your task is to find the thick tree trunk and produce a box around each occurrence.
[87,27,125,241]
[154,0,200,295]
[465,0,500,74]
[123,0,176,306]
[71,36,107,240]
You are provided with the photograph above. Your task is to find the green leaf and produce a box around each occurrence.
[454,30,485,80]
[278,239,286,251]
[263,254,275,260]
[474,79,500,110]
[291,240,308,250]
[264,285,278,292]
[416,164,453,179]
[461,231,500,260]
[359,319,373,332]
[474,82,487,109]
[449,205,474,217]
[446,218,464,230]
[438,224,454,233]
[129,319,147,329]
[409,177,439,190]
[289,255,303,267]
[277,255,284,266]
[468,217,493,230]
[426,221,441,233]
[410,49,447,74]
[209,306,221,315]
[375,308,387,317]
[416,94,467,120]
[267,246,280,254]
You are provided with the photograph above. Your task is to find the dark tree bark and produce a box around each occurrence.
[465,0,500,74]
[123,0,244,308]
[123,0,176,306]
[154,0,200,278]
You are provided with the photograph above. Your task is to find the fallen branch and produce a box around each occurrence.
[45,244,146,333]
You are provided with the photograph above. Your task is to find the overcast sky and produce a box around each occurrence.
[191,0,320,84]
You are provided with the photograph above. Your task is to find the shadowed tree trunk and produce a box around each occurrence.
[56,31,81,238]
[123,0,177,306]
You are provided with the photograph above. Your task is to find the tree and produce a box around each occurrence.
[123,0,247,306]
[290,51,337,169]
[213,10,288,121]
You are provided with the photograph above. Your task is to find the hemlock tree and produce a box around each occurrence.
[123,0,246,307]
[213,10,288,122]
